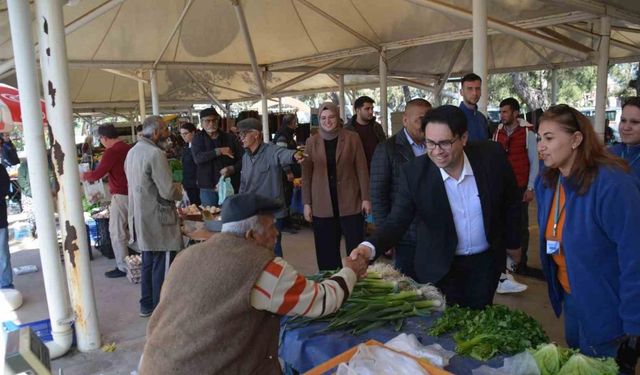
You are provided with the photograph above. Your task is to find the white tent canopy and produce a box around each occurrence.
[0,0,639,111]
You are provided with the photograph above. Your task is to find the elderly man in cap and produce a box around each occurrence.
[139,193,369,375]
[220,118,304,257]
[191,107,243,206]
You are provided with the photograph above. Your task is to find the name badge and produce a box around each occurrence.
[546,240,560,255]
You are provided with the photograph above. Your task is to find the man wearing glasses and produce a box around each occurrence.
[81,124,131,278]
[351,105,521,309]
[220,118,305,258]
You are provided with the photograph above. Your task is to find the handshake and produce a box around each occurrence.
[341,245,373,280]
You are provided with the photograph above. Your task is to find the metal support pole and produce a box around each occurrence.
[35,0,100,352]
[232,0,266,95]
[7,0,73,359]
[261,94,270,142]
[278,97,282,112]
[150,69,159,115]
[551,69,558,105]
[473,0,488,114]
[595,16,610,141]
[138,80,146,121]
[379,49,389,135]
[339,75,346,122]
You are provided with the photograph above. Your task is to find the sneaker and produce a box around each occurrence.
[139,308,154,317]
[496,273,528,294]
[104,268,126,278]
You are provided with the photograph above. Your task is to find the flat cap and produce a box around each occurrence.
[199,107,220,119]
[221,193,282,223]
[237,118,262,132]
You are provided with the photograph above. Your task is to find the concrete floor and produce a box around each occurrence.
[1,206,568,375]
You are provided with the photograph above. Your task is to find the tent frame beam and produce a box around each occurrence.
[269,58,350,94]
[185,70,228,114]
[540,0,640,26]
[152,0,194,69]
[558,24,640,54]
[434,40,466,101]
[101,68,148,83]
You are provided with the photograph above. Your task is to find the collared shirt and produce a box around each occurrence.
[439,153,489,255]
[250,257,357,317]
[459,101,489,141]
[403,128,427,157]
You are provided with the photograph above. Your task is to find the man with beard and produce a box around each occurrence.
[125,116,183,317]
[345,95,387,170]
[459,73,490,141]
[220,118,304,258]
[191,107,243,205]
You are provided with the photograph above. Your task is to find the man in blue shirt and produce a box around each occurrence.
[459,73,489,141]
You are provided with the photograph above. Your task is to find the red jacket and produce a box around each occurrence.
[84,140,131,195]
[493,123,533,188]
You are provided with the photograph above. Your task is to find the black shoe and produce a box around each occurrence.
[516,265,545,280]
[104,268,126,278]
[139,308,154,317]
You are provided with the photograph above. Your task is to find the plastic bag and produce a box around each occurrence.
[217,176,234,205]
[336,344,429,375]
[472,351,540,375]
[385,333,456,368]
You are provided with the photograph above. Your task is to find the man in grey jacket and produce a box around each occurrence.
[125,116,183,317]
[221,118,304,258]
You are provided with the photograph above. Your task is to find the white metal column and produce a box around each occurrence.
[261,94,270,142]
[150,70,159,115]
[7,0,73,359]
[35,0,100,352]
[551,69,558,105]
[595,16,611,140]
[473,0,488,114]
[379,49,389,135]
[138,80,146,121]
[339,75,346,122]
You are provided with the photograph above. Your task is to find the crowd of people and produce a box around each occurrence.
[0,72,638,373]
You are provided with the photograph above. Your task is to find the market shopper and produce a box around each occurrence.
[81,124,131,278]
[370,98,432,278]
[345,95,387,169]
[191,107,242,206]
[220,118,304,257]
[274,114,300,233]
[536,104,640,372]
[125,116,183,317]
[0,165,13,289]
[459,73,490,141]
[178,122,200,206]
[302,102,371,271]
[139,193,368,375]
[609,96,640,178]
[350,105,521,309]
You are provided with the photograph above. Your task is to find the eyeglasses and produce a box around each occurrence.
[425,137,458,151]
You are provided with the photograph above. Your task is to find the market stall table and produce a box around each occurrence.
[279,314,504,375]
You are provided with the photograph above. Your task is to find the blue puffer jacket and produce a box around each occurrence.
[536,166,640,347]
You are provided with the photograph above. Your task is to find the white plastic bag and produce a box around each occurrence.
[335,344,429,375]
[472,351,540,375]
[385,333,456,368]
[217,176,234,205]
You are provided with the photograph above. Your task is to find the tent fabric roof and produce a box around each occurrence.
[0,0,639,110]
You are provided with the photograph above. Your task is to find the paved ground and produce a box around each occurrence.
[1,206,567,375]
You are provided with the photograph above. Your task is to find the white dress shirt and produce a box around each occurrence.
[440,153,489,255]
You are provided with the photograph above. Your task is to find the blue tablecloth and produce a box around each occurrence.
[279,314,504,374]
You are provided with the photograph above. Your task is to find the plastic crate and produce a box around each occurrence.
[2,319,76,346]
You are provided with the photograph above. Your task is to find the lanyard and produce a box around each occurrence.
[553,177,565,238]
[622,146,640,167]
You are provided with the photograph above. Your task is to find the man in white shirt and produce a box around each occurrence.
[350,105,522,309]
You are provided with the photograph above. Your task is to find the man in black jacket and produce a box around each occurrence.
[370,99,431,278]
[351,105,521,309]
[345,96,387,170]
[179,122,200,206]
[191,108,243,206]
[0,165,12,288]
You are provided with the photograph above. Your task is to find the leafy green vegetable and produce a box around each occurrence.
[556,353,618,375]
[429,305,548,360]
[530,343,576,375]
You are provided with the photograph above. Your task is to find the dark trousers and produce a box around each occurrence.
[435,250,500,309]
[140,251,177,311]
[185,187,201,206]
[518,187,530,268]
[312,214,364,271]
[274,218,284,258]
[395,239,418,280]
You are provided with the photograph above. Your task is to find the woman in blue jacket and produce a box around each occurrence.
[536,104,640,373]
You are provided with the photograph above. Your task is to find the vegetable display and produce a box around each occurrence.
[529,343,618,375]
[428,305,548,360]
[288,264,446,335]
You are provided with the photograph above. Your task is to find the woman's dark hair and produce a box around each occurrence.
[540,104,628,195]
[180,122,197,133]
